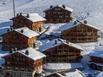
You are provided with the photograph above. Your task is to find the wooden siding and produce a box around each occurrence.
[3,53,43,71]
[62,23,98,43]
[43,44,81,63]
[2,31,36,50]
[44,6,73,23]
[12,15,45,32]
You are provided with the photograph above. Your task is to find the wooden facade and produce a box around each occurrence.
[44,5,73,23]
[3,52,43,71]
[2,51,45,77]
[2,30,36,50]
[11,13,46,33]
[62,23,99,43]
[43,43,82,63]
[89,56,103,71]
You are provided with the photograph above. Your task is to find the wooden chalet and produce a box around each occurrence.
[2,47,46,77]
[89,43,103,71]
[39,39,83,63]
[2,27,39,51]
[11,13,46,33]
[60,20,99,43]
[44,5,73,23]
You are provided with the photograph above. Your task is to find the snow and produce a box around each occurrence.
[58,5,73,12]
[0,19,12,36]
[3,47,46,61]
[43,63,83,71]
[15,27,39,38]
[65,69,85,77]
[22,13,46,22]
[0,44,10,66]
[89,50,103,58]
[19,47,46,61]
[96,72,103,77]
[39,39,83,52]
[59,20,99,32]
[88,40,103,58]
[45,69,85,77]
[44,23,65,35]
[44,5,73,12]
[76,42,97,55]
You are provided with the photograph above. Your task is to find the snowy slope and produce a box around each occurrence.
[0,0,103,31]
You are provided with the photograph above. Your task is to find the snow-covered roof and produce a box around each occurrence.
[43,63,83,71]
[44,5,73,12]
[19,47,46,60]
[3,47,46,61]
[59,20,99,32]
[44,23,65,35]
[89,40,103,58]
[58,5,73,12]
[65,69,85,77]
[84,15,103,32]
[15,27,39,38]
[39,23,65,39]
[45,69,85,77]
[39,39,83,52]
[23,13,46,22]
[96,72,103,77]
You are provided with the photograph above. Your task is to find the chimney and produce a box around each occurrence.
[26,14,29,18]
[10,48,14,53]
[21,30,24,33]
[62,4,65,8]
[54,39,57,45]
[20,13,22,16]
[50,5,53,9]
[25,50,29,55]
[74,21,77,25]
[10,48,15,53]
[14,48,17,51]
[17,13,19,16]
[84,20,87,24]
[10,27,14,31]
[7,29,10,32]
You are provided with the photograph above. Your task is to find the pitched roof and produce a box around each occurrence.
[22,13,46,22]
[89,41,103,58]
[65,69,85,77]
[44,5,73,12]
[58,5,73,12]
[39,39,83,52]
[11,13,46,22]
[15,27,39,38]
[45,69,85,77]
[59,20,99,32]
[43,63,83,71]
[3,47,46,61]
